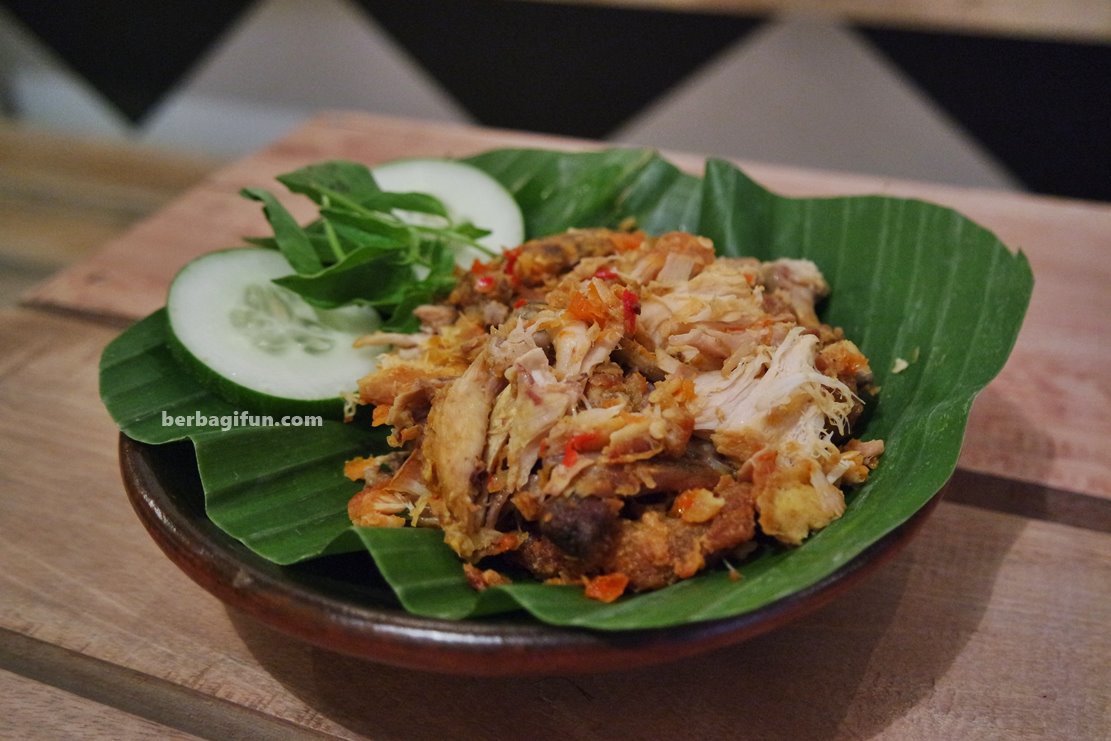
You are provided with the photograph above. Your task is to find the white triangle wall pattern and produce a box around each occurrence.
[141,0,471,156]
[612,19,1019,190]
[0,8,131,140]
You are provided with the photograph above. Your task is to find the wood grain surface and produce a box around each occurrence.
[0,668,202,741]
[0,122,218,264]
[0,121,219,309]
[2,113,1109,739]
[511,0,1111,42]
[25,112,1111,504]
[0,309,1107,738]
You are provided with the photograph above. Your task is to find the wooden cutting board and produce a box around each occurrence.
[25,111,1111,506]
[3,111,1109,739]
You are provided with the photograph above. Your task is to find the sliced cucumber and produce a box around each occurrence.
[372,158,524,266]
[167,248,385,418]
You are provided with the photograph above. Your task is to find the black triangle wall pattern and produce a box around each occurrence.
[859,28,1111,201]
[2,0,255,122]
[354,0,764,139]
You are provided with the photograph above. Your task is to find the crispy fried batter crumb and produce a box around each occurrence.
[348,229,883,599]
[463,563,512,591]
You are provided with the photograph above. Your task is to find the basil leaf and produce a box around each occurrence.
[319,206,416,246]
[240,188,322,274]
[451,222,492,240]
[360,191,450,218]
[276,160,382,206]
[273,246,418,309]
[381,239,458,332]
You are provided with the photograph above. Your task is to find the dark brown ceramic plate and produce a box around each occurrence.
[120,433,941,676]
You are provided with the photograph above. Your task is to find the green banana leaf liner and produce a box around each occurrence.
[100,148,1033,630]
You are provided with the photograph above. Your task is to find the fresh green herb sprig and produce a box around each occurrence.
[241,160,493,332]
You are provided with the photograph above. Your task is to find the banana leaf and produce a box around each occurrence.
[99,310,238,444]
[101,148,1032,630]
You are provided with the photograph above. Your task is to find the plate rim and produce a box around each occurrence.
[119,432,941,676]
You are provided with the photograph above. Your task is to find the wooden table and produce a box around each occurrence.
[518,0,1111,43]
[2,112,1108,739]
[0,121,220,308]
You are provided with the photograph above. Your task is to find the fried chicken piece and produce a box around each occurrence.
[348,228,883,596]
[514,476,756,593]
[423,350,505,558]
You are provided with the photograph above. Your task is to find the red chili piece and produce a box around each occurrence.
[562,432,600,467]
[592,268,619,281]
[475,275,497,293]
[503,247,522,287]
[621,288,640,336]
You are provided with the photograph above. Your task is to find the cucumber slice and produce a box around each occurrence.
[166,248,384,418]
[372,158,524,266]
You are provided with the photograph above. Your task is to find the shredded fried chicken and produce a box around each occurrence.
[346,228,883,600]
